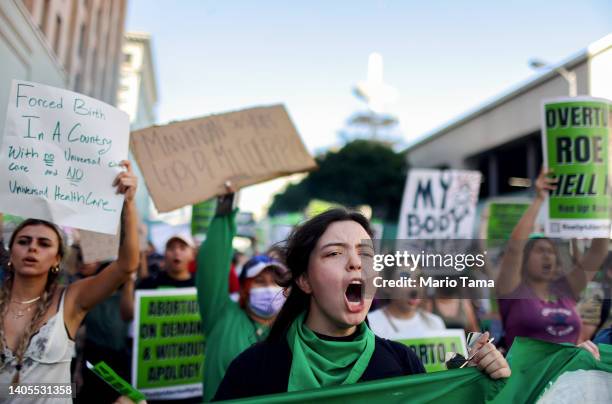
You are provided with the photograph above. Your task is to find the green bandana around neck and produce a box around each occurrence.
[286,311,375,392]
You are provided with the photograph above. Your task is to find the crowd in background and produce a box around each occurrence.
[0,168,609,403]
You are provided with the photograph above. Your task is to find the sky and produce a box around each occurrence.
[126,0,612,217]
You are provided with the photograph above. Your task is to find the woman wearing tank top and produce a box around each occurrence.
[0,161,139,403]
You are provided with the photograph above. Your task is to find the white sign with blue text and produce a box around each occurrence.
[397,169,482,239]
[0,80,129,234]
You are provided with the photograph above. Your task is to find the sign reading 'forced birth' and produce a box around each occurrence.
[130,105,317,212]
[541,97,611,238]
[0,80,129,234]
[132,288,204,400]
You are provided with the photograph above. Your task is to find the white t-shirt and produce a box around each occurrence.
[368,308,446,340]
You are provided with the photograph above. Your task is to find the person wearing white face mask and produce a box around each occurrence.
[196,188,287,402]
[239,255,287,319]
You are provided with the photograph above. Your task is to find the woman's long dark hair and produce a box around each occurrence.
[267,208,373,341]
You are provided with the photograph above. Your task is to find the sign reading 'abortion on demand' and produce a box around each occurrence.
[0,80,129,234]
[397,169,482,239]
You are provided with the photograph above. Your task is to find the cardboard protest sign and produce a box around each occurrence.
[132,288,204,400]
[130,105,317,212]
[78,228,120,264]
[397,169,482,239]
[0,80,129,234]
[396,330,467,373]
[541,97,611,238]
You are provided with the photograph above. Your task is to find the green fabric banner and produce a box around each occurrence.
[220,338,611,403]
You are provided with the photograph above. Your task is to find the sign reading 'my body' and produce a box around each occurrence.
[397,169,482,239]
[0,80,129,234]
[541,97,611,238]
[130,105,317,212]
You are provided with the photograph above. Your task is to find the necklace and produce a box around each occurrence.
[11,296,41,305]
[9,296,40,319]
[9,305,34,319]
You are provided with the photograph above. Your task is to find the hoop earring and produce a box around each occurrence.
[6,261,12,270]
[50,265,60,274]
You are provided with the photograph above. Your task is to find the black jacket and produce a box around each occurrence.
[213,334,425,401]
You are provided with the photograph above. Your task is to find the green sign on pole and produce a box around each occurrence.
[486,201,530,248]
[87,361,146,403]
[396,330,467,373]
[541,97,611,238]
[191,198,216,237]
[132,288,204,400]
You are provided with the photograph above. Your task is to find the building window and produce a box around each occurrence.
[78,24,86,57]
[53,15,62,56]
[75,73,82,91]
[124,53,132,64]
[41,0,51,32]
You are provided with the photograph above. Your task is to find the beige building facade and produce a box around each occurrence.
[21,0,127,105]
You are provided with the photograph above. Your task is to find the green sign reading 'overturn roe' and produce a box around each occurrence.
[542,97,611,238]
[132,288,204,400]
[397,331,467,373]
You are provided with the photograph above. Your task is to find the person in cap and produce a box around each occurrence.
[137,233,196,289]
[197,189,287,402]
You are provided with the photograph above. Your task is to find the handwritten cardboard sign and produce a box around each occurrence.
[0,80,130,234]
[397,169,482,239]
[130,105,317,212]
[79,228,120,264]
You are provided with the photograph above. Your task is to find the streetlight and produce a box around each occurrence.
[528,58,577,97]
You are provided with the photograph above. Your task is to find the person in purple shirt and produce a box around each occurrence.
[497,168,608,348]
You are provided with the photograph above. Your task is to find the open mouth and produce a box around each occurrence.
[23,257,38,264]
[344,280,365,313]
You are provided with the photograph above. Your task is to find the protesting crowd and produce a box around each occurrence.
[0,163,610,403]
[0,81,610,403]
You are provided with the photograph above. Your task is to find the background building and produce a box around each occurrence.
[0,0,128,241]
[405,34,612,201]
[1,0,128,132]
[22,0,127,105]
[115,31,165,231]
